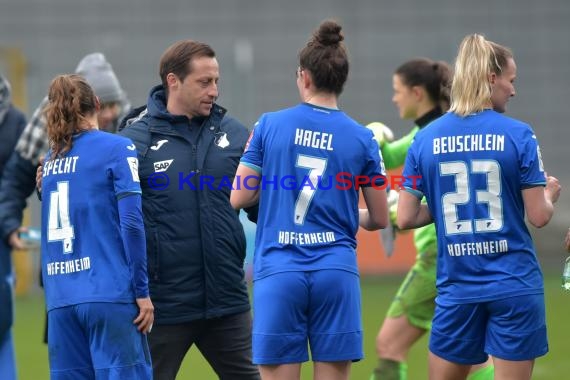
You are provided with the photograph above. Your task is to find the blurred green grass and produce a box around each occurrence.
[14,274,570,379]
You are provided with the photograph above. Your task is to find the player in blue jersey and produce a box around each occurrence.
[231,20,388,380]
[397,34,561,380]
[370,58,494,380]
[41,74,154,379]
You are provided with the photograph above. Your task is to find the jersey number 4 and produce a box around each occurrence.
[440,160,503,236]
[48,181,75,253]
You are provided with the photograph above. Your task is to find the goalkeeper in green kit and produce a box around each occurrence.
[369,58,494,380]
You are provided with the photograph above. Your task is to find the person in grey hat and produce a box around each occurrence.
[0,53,131,352]
[0,74,27,380]
[75,52,130,133]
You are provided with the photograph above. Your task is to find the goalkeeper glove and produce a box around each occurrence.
[366,122,395,148]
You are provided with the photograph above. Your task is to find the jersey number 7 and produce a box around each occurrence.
[294,154,327,225]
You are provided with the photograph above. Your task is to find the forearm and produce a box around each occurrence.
[523,183,559,228]
[413,204,434,228]
[230,164,261,210]
[231,190,259,210]
[531,198,554,228]
[359,209,380,231]
[118,193,149,298]
[397,191,433,229]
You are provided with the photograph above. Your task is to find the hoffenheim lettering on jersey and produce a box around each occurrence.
[43,156,79,176]
[278,230,336,245]
[433,134,504,154]
[294,128,333,151]
[46,257,91,275]
[447,239,508,256]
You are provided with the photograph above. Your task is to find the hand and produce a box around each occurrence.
[366,122,394,148]
[544,175,561,204]
[565,228,570,252]
[8,227,34,250]
[36,156,45,193]
[387,190,399,227]
[134,297,154,334]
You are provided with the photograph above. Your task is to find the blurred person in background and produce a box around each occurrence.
[397,34,560,380]
[0,74,27,380]
[41,73,152,379]
[231,20,388,380]
[0,52,130,346]
[119,40,260,380]
[369,58,493,380]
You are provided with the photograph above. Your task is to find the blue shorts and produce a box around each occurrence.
[48,303,152,379]
[252,270,362,365]
[429,294,548,364]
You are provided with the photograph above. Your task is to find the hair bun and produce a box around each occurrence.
[315,20,344,46]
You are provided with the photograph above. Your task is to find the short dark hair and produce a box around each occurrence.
[159,40,216,92]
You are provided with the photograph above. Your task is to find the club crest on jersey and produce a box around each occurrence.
[154,159,173,172]
[214,132,230,149]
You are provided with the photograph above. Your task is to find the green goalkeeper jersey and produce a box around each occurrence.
[381,126,419,171]
[380,108,443,257]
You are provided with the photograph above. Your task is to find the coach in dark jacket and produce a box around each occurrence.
[119,40,259,380]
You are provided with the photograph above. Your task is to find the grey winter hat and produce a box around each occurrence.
[75,52,124,104]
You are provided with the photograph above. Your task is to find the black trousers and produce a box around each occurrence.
[149,311,260,380]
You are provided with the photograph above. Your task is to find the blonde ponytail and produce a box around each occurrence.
[449,34,513,116]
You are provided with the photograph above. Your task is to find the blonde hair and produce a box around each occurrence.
[449,34,513,116]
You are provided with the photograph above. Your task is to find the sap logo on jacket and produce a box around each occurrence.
[154,159,173,172]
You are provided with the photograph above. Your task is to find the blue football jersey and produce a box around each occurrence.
[241,103,385,280]
[402,110,547,304]
[41,131,142,311]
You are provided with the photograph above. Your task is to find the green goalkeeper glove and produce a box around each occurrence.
[366,122,394,148]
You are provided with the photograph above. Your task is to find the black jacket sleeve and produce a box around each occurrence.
[0,151,38,241]
[244,204,259,224]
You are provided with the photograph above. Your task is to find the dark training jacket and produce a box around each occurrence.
[0,76,26,341]
[119,85,257,324]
